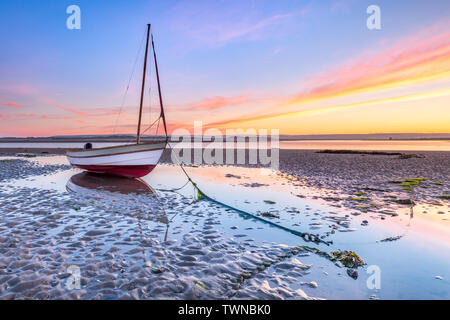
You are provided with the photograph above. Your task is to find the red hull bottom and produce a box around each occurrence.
[75,164,156,178]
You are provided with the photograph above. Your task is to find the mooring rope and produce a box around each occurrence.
[155,142,332,246]
[191,180,332,245]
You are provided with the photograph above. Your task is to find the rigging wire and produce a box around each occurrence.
[141,116,161,135]
[146,44,152,139]
[112,28,147,135]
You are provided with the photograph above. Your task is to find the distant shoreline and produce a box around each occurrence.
[0,137,449,143]
[1,132,450,142]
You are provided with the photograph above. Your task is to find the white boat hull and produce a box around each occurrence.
[66,142,166,178]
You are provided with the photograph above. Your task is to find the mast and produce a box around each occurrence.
[151,34,168,138]
[136,24,151,144]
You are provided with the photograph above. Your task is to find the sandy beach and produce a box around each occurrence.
[0,148,449,300]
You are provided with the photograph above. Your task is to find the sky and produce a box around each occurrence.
[0,0,449,137]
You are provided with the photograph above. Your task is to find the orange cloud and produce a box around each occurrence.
[284,30,450,107]
[206,23,450,129]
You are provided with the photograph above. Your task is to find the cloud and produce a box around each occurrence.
[284,27,450,107]
[203,21,450,128]
[216,13,294,44]
[168,1,304,48]
[15,113,37,118]
[40,98,90,116]
[3,102,21,108]
[190,94,253,111]
[204,87,450,128]
[0,84,38,96]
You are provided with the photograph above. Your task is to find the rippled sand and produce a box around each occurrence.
[0,153,449,300]
[0,159,326,300]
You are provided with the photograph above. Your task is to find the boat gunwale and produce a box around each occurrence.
[66,141,167,158]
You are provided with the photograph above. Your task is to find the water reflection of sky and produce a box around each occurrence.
[1,139,449,151]
[1,155,449,299]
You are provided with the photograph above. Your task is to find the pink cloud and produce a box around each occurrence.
[190,94,253,111]
[40,98,90,116]
[16,113,37,118]
[284,24,450,106]
[200,21,450,128]
[3,102,21,108]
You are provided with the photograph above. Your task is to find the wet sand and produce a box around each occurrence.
[160,148,450,215]
[278,150,450,214]
[0,149,449,300]
[0,158,324,300]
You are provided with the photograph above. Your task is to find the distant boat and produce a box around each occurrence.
[67,24,168,178]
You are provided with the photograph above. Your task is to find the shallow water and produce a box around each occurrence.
[0,155,449,299]
[1,139,449,151]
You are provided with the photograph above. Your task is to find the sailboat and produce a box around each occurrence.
[67,24,168,178]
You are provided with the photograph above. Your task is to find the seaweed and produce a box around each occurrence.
[377,235,404,242]
[16,153,37,158]
[324,196,340,201]
[398,154,424,159]
[363,187,387,192]
[260,211,279,218]
[392,199,414,205]
[355,206,369,212]
[438,195,450,200]
[330,250,365,268]
[151,267,165,274]
[193,280,206,288]
[225,173,241,179]
[232,245,366,289]
[348,197,370,202]
[299,245,335,261]
[391,178,427,192]
[263,200,276,204]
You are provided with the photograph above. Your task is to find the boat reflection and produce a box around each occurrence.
[66,171,156,196]
[66,171,171,248]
